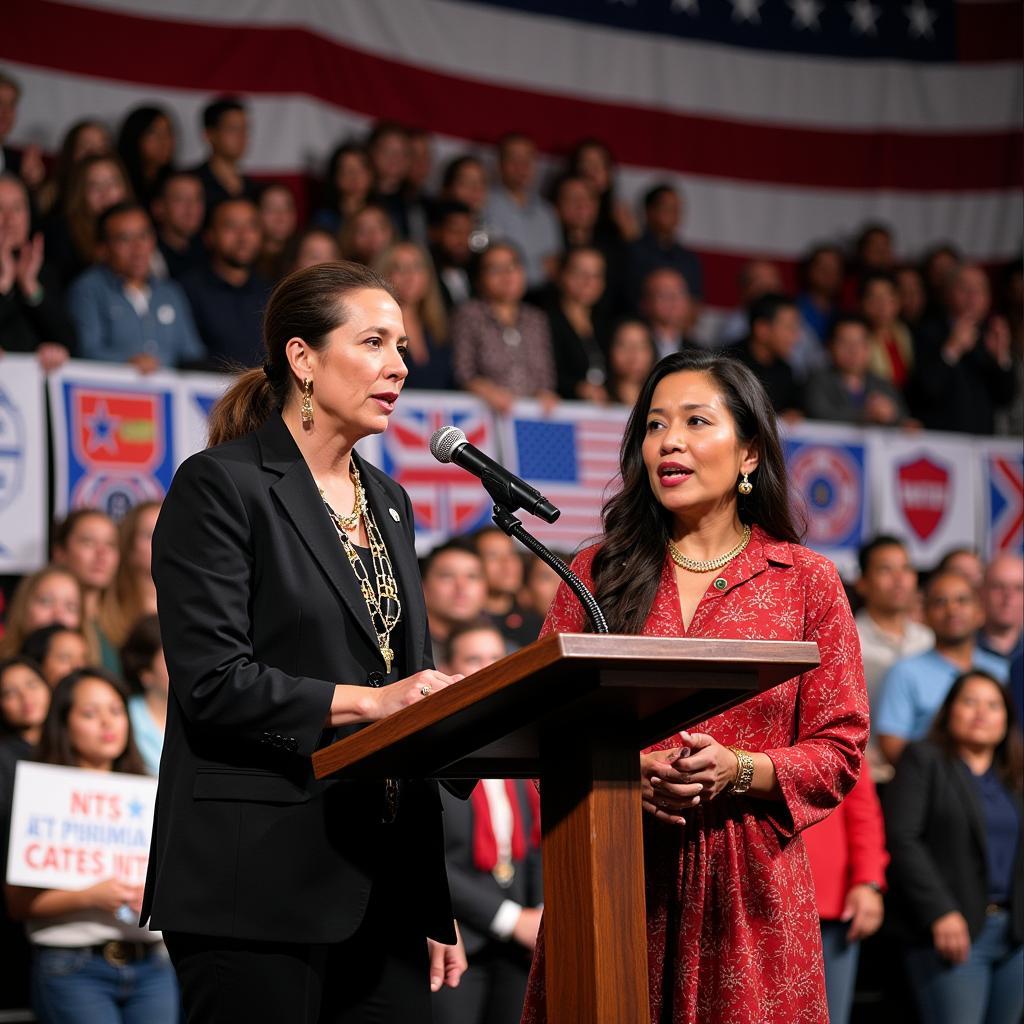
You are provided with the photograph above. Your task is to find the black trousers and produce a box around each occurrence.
[431,940,530,1024]
[164,885,431,1024]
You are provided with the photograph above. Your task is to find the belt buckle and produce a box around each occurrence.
[102,941,130,967]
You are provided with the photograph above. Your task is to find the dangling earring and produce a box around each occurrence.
[738,472,753,496]
[301,378,314,425]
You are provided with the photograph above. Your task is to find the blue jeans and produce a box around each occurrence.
[32,944,179,1024]
[819,920,860,1024]
[905,909,1024,1024]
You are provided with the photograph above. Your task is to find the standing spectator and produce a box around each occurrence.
[451,242,558,414]
[338,201,395,267]
[895,264,928,333]
[0,567,83,660]
[117,106,175,207]
[0,70,44,188]
[978,554,1024,664]
[639,267,698,360]
[921,243,960,319]
[995,258,1023,437]
[255,183,297,283]
[428,199,474,309]
[34,119,113,218]
[191,96,257,211]
[0,172,75,368]
[312,142,373,235]
[937,547,986,593]
[69,202,204,371]
[406,129,434,202]
[440,154,490,253]
[861,272,915,393]
[150,170,206,280]
[180,196,269,368]
[421,539,489,666]
[796,244,844,346]
[100,501,161,650]
[375,241,452,390]
[5,669,179,1024]
[521,553,569,619]
[471,527,543,650]
[285,227,341,274]
[628,183,703,305]
[884,671,1023,1024]
[730,293,803,420]
[567,137,638,242]
[606,317,657,407]
[876,569,1009,765]
[433,619,542,1024]
[546,246,611,402]
[20,624,90,688]
[366,121,414,238]
[121,614,166,777]
[911,265,1016,435]
[803,315,909,426]
[716,259,784,348]
[854,223,895,277]
[484,134,560,289]
[802,772,888,1024]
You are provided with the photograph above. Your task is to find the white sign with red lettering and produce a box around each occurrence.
[6,763,156,890]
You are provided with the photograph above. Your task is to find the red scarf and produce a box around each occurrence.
[471,780,541,872]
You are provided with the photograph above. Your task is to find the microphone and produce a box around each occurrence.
[430,426,560,524]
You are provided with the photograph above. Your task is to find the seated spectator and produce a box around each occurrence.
[69,201,204,371]
[20,624,90,688]
[860,272,914,392]
[802,771,888,1024]
[375,241,452,390]
[471,527,543,650]
[796,243,844,345]
[853,222,895,280]
[484,133,560,289]
[366,120,415,239]
[883,671,1023,1024]
[545,246,611,403]
[101,500,160,649]
[606,317,657,407]
[421,539,488,665]
[35,119,113,218]
[180,196,269,368]
[339,201,395,267]
[936,547,986,593]
[44,153,132,287]
[921,243,960,319]
[910,265,1015,435]
[804,315,909,426]
[895,264,927,333]
[433,619,542,1024]
[441,154,489,224]
[150,169,206,280]
[729,293,803,419]
[0,172,76,369]
[0,566,83,660]
[639,267,698,360]
[285,226,341,274]
[0,70,44,189]
[406,129,433,209]
[717,259,784,347]
[978,554,1024,664]
[5,669,179,1023]
[1011,651,1023,722]
[567,137,638,242]
[255,182,297,283]
[428,199,474,309]
[312,142,373,235]
[876,568,1009,765]
[628,183,703,305]
[190,95,257,211]
[117,105,175,207]
[121,614,166,777]
[451,242,558,414]
[521,552,569,619]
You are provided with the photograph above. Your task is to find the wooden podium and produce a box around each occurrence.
[313,633,819,1024]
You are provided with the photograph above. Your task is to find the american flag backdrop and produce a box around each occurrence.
[2,0,1020,320]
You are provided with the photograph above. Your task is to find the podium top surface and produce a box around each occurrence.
[312,632,820,780]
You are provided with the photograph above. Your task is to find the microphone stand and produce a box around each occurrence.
[490,503,609,635]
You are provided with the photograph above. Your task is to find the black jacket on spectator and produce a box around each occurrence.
[884,740,1024,945]
[0,262,76,353]
[628,229,703,305]
[544,294,610,401]
[803,367,906,424]
[729,340,802,415]
[190,161,258,214]
[179,264,270,369]
[909,317,1016,434]
[158,234,208,282]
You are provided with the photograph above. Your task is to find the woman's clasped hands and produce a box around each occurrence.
[641,730,740,825]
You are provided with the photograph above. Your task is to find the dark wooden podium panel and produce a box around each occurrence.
[312,632,819,780]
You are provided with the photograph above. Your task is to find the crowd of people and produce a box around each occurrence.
[1,73,1022,434]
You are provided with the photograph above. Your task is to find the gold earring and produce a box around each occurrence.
[738,472,753,496]
[301,378,313,425]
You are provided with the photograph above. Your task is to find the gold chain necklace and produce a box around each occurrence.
[668,524,752,574]
[320,465,402,673]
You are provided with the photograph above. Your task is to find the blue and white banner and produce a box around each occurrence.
[173,371,230,467]
[984,440,1023,557]
[0,355,47,573]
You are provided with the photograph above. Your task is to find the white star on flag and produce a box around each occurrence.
[671,0,699,14]
[846,0,880,35]
[904,0,937,38]
[789,0,823,30]
[730,0,764,24]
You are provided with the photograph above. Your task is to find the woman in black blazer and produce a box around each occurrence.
[884,670,1023,1024]
[142,261,467,1023]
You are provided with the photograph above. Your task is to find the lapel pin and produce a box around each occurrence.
[389,508,400,522]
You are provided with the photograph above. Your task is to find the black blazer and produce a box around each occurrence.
[142,414,455,945]
[883,740,1024,944]
[440,782,543,957]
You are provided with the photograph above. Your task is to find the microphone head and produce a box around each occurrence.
[429,425,467,464]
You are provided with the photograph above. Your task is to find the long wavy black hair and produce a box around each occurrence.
[591,349,805,634]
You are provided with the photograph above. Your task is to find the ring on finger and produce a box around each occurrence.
[420,684,433,696]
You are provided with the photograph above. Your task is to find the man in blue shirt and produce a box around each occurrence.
[68,202,204,370]
[876,568,1009,765]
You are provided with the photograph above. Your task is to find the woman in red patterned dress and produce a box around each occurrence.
[521,349,869,1023]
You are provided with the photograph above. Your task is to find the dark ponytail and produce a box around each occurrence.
[206,260,397,447]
